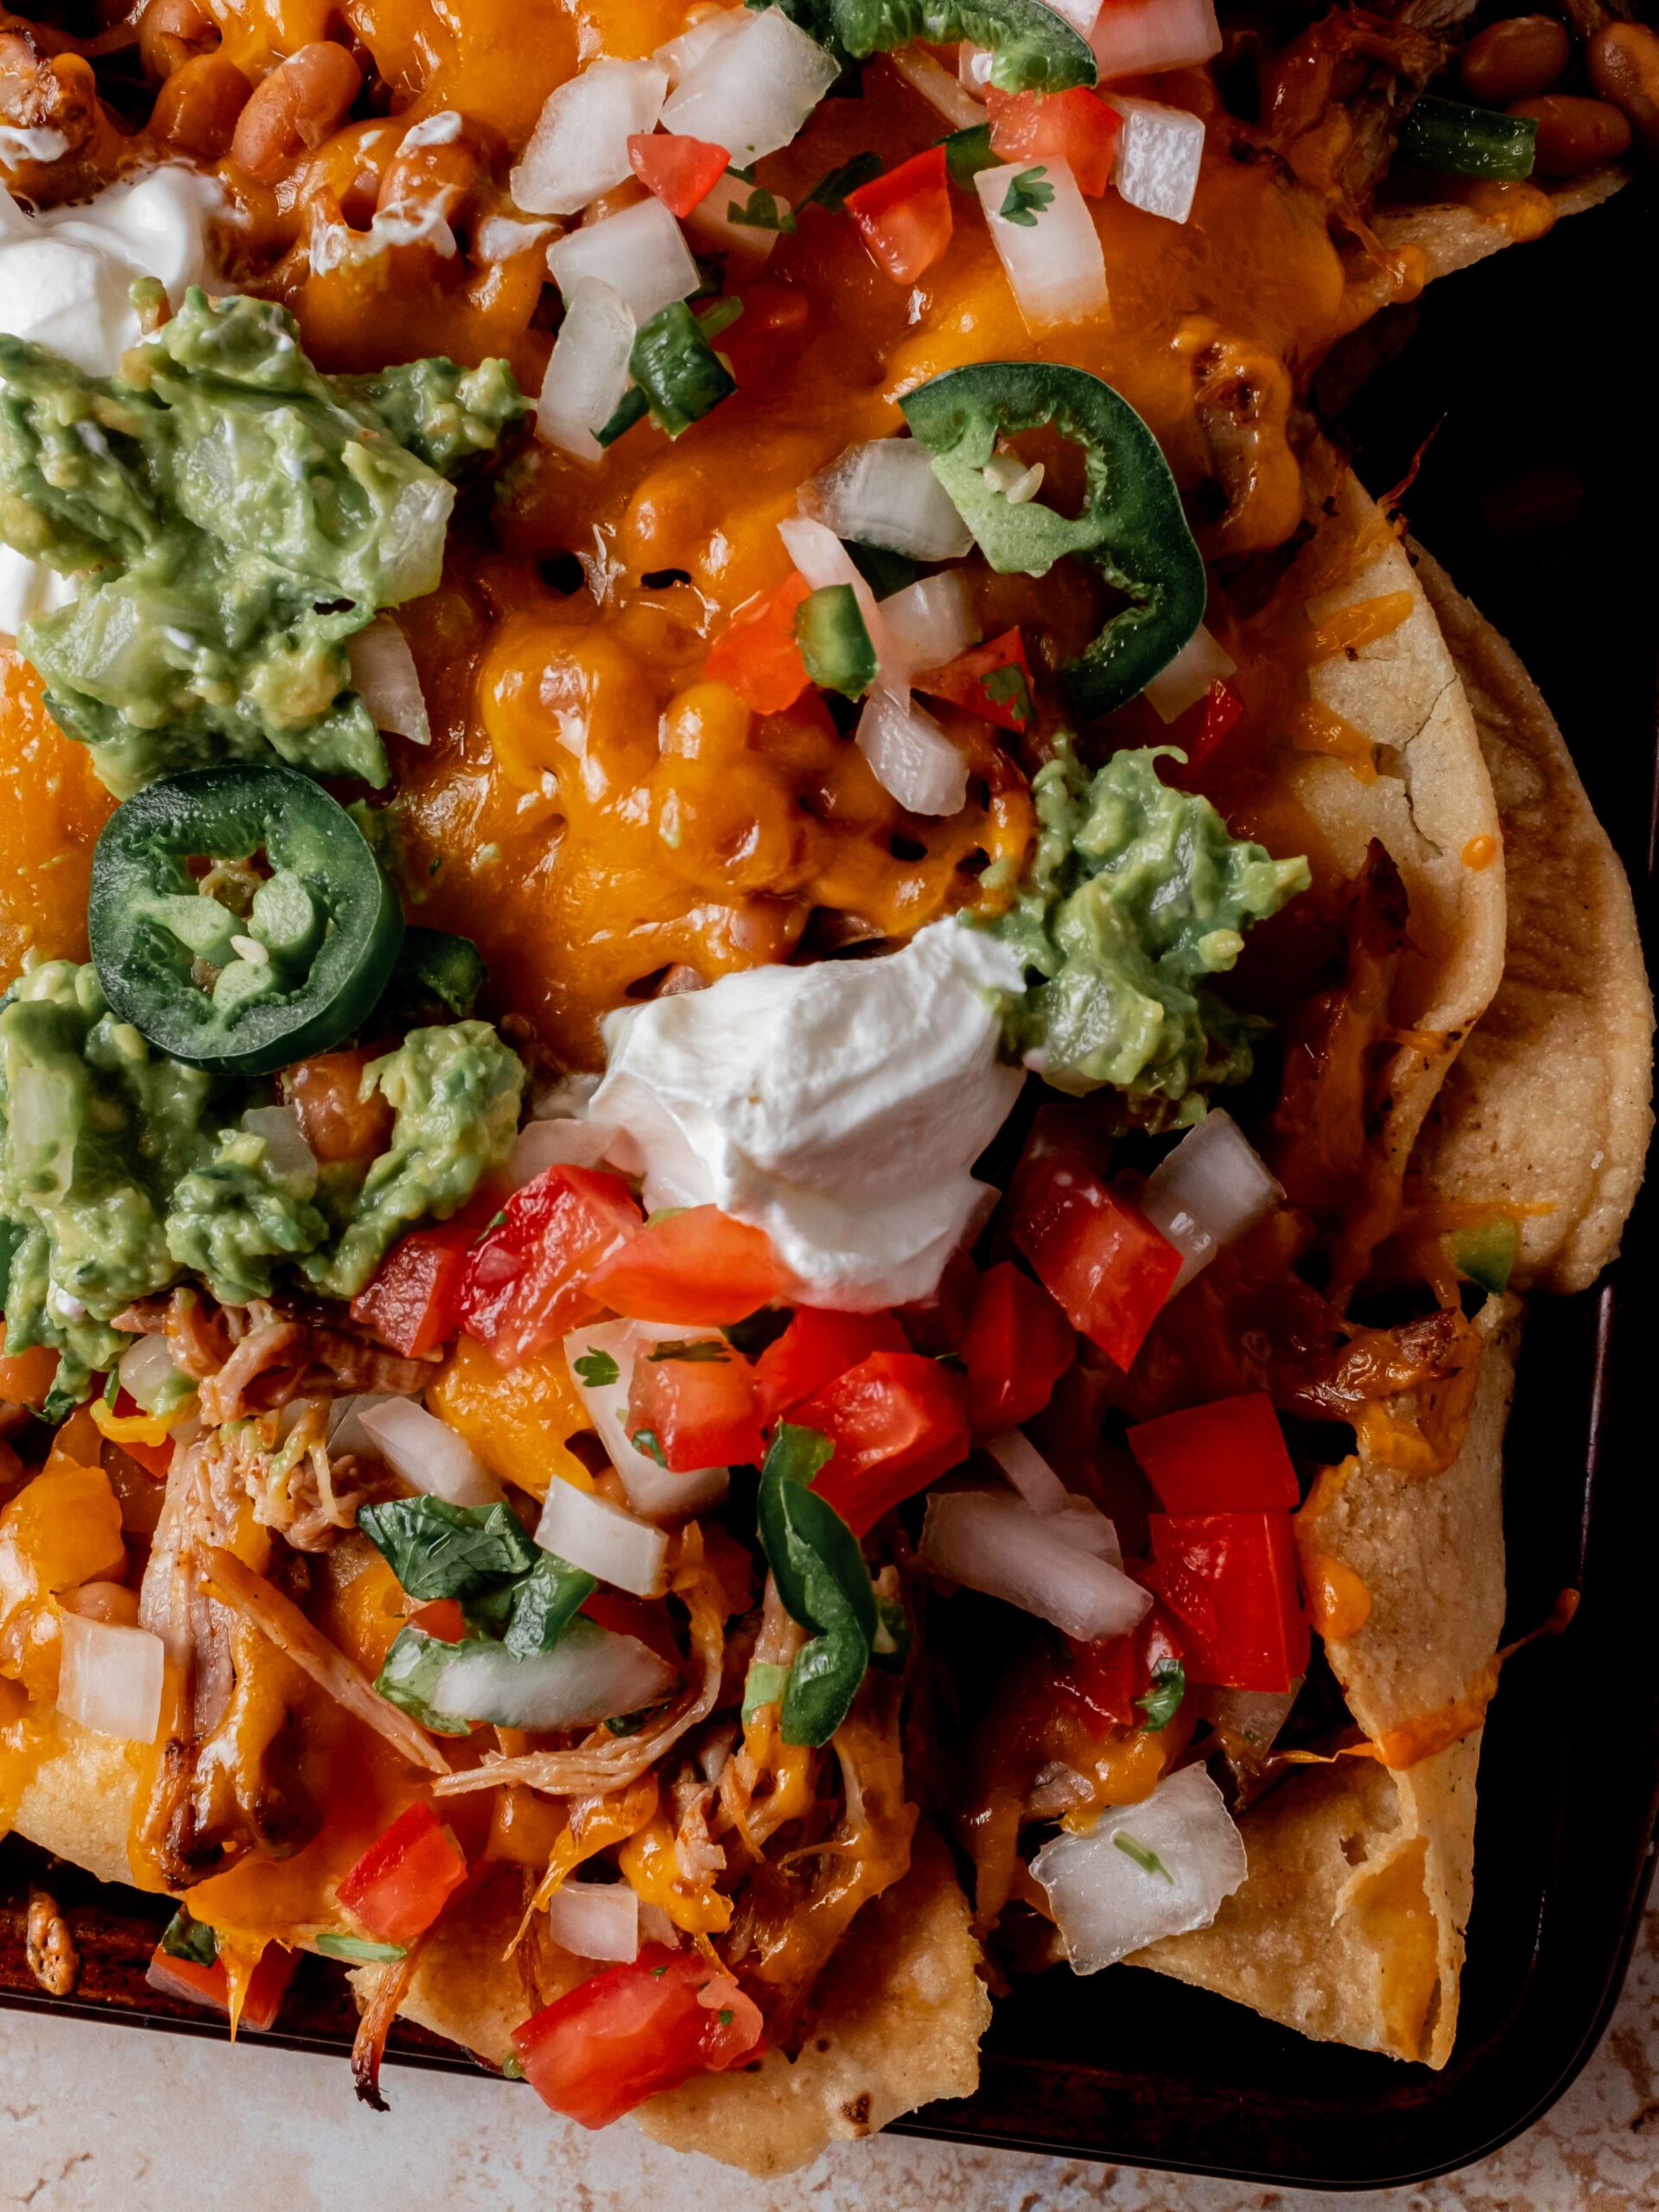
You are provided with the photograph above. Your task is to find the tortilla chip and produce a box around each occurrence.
[1409,552,1655,1292]
[1136,1295,1519,2067]
[1282,466,1507,1168]
[10,1713,141,1888]
[636,1826,989,2175]
[1373,167,1626,286]
[350,1862,533,2069]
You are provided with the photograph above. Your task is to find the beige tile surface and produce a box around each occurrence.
[2,1910,1655,2212]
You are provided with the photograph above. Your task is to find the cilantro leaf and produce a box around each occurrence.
[160,1906,218,1967]
[372,1624,480,1735]
[755,1424,876,1745]
[356,1497,538,1602]
[721,1306,791,1357]
[573,1347,620,1389]
[981,661,1033,725]
[1114,1829,1173,1883]
[999,166,1055,226]
[315,1931,409,1962]
[728,185,796,233]
[504,1549,596,1658]
[942,123,995,190]
[1135,1658,1185,1733]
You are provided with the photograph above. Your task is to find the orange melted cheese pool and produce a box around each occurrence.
[3,3,1358,1069]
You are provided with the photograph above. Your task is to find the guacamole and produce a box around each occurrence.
[0,289,524,797]
[0,962,524,1400]
[995,743,1309,1122]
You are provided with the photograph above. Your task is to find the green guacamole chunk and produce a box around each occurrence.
[994,743,1309,1122]
[0,289,524,797]
[0,962,524,1402]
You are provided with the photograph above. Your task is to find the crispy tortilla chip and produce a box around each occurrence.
[1373,167,1626,286]
[636,1825,989,2175]
[1282,466,1507,1169]
[10,1714,139,1888]
[1409,552,1655,1292]
[1136,1295,1519,2066]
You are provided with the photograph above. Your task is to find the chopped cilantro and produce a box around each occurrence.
[574,1347,620,1389]
[728,185,795,232]
[1135,1658,1185,1733]
[631,1427,668,1466]
[801,149,882,211]
[999,166,1055,227]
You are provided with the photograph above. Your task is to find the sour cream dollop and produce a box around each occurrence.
[0,168,220,633]
[591,919,1027,1312]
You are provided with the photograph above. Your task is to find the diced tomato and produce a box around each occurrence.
[914,627,1035,734]
[845,145,953,284]
[145,1939,296,2033]
[1147,1510,1308,1691]
[1127,1393,1299,1513]
[105,1389,175,1479]
[1055,1603,1185,1734]
[281,1046,394,1166]
[1011,1152,1180,1371]
[626,1338,764,1470]
[460,1166,644,1370]
[894,1244,979,1357]
[512,1945,764,2128]
[337,1802,468,1948]
[581,1589,683,1671]
[705,572,812,714]
[0,1333,59,1409]
[753,1307,909,1423]
[351,1221,474,1358]
[718,282,810,388]
[626,130,729,217]
[1167,678,1245,790]
[986,86,1123,198]
[960,1262,1075,1436]
[588,1205,779,1328]
[410,1597,467,1642]
[797,1351,971,1536]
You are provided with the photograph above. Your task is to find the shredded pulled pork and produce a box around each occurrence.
[434,1527,727,1804]
[114,1290,428,1426]
[209,1399,381,1552]
[350,1941,424,2110]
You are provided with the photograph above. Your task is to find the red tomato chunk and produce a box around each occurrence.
[627,130,728,216]
[512,1946,764,2128]
[797,1351,971,1536]
[351,1221,474,1357]
[1012,1152,1179,1370]
[753,1306,909,1424]
[627,1338,764,1470]
[986,86,1123,197]
[1127,1393,1300,1513]
[961,1261,1075,1436]
[145,1939,297,2033]
[845,144,953,283]
[337,1803,468,1948]
[1148,1510,1309,1692]
[588,1205,779,1327]
[460,1166,643,1368]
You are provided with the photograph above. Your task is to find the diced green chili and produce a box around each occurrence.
[900,361,1207,719]
[1399,96,1536,181]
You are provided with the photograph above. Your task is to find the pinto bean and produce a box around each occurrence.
[1510,91,1633,173]
[138,0,217,82]
[1459,15,1570,104]
[232,40,362,182]
[1587,21,1659,158]
[149,51,251,158]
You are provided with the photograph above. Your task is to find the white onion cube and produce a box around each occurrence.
[918,1491,1149,1643]
[347,615,430,743]
[684,175,791,263]
[1090,0,1222,81]
[855,687,967,817]
[1031,1764,1248,1971]
[1142,1109,1282,1295]
[547,1879,641,1962]
[661,7,840,162]
[359,1399,504,1509]
[1107,93,1206,226]
[536,1477,669,1598]
[801,439,974,564]
[879,572,979,680]
[1142,621,1235,721]
[507,1116,620,1186]
[547,200,698,325]
[57,1612,164,1745]
[563,1318,730,1519]
[511,60,669,216]
[974,158,1108,334]
[537,278,636,463]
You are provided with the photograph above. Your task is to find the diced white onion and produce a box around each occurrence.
[1198,1682,1298,1752]
[1090,0,1221,80]
[653,8,747,88]
[778,515,907,683]
[475,214,553,262]
[240,1103,319,1187]
[918,1491,1150,1643]
[1105,92,1206,226]
[56,1611,164,1745]
[358,1399,505,1510]
[537,1476,669,1598]
[507,1117,620,1187]
[800,440,974,564]
[660,7,839,162]
[958,45,994,95]
[855,686,967,817]
[1052,1498,1124,1567]
[347,616,430,744]
[1030,1763,1248,1972]
[986,1428,1070,1515]
[511,59,669,216]
[118,1332,185,1414]
[1141,1109,1282,1296]
[327,1391,418,1460]
[537,276,637,463]
[684,174,791,263]
[563,1319,730,1519]
[879,573,978,677]
[1142,621,1235,721]
[547,1879,641,1962]
[887,46,984,128]
[429,1618,675,1729]
[974,158,1109,333]
[1041,0,1105,35]
[547,200,698,324]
